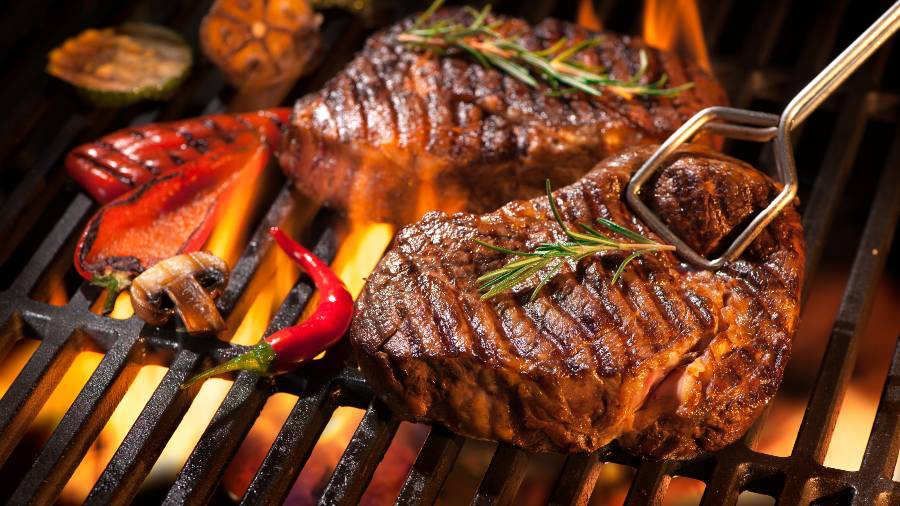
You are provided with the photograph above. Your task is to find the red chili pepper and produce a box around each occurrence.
[66,108,290,203]
[184,227,353,385]
[75,132,269,312]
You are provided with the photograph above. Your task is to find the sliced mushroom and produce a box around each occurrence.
[130,252,229,334]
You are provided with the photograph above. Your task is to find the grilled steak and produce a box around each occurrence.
[279,9,726,225]
[351,144,804,458]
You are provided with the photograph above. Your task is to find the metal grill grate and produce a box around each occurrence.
[0,0,897,504]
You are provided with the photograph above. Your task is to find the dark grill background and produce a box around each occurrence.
[0,0,897,504]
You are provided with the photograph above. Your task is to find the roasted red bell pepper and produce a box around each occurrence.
[75,131,269,311]
[184,227,353,385]
[66,108,290,203]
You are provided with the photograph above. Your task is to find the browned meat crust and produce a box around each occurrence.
[279,9,727,225]
[350,145,804,458]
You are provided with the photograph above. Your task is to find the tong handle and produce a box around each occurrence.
[782,0,900,131]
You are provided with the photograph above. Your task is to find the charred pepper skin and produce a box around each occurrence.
[183,227,354,385]
[66,108,290,203]
[73,133,268,282]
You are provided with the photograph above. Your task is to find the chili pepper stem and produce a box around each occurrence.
[182,341,275,388]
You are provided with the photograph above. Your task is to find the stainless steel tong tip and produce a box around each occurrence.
[627,1,900,270]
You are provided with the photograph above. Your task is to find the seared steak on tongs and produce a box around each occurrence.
[351,145,804,458]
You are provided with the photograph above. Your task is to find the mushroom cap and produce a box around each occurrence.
[130,251,229,328]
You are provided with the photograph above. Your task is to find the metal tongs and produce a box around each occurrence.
[627,1,900,270]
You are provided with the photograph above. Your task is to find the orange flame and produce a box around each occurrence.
[205,158,277,268]
[289,407,365,502]
[112,193,318,491]
[577,0,603,31]
[222,221,395,499]
[31,265,69,307]
[643,0,711,71]
[225,196,318,345]
[58,156,279,502]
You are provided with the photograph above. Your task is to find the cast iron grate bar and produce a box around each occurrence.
[239,381,340,505]
[471,444,528,505]
[791,128,900,463]
[0,115,87,260]
[396,426,464,505]
[728,0,792,107]
[0,330,83,467]
[8,328,144,506]
[858,339,900,481]
[8,194,92,296]
[85,349,205,505]
[802,46,892,285]
[0,297,134,468]
[778,127,900,505]
[318,400,400,506]
[547,453,601,505]
[163,371,270,506]
[699,460,747,505]
[163,224,337,505]
[624,460,673,505]
[217,184,298,314]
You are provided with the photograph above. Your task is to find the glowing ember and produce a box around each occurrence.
[643,0,711,71]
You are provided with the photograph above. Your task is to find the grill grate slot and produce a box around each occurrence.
[164,371,271,505]
[859,341,900,480]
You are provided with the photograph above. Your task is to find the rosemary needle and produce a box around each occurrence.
[475,181,675,301]
[399,0,693,99]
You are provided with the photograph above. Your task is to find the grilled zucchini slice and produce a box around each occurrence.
[47,23,192,107]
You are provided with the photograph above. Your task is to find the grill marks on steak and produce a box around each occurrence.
[279,9,726,225]
[351,145,804,458]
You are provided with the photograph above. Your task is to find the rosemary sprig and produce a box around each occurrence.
[475,181,675,301]
[399,0,693,99]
